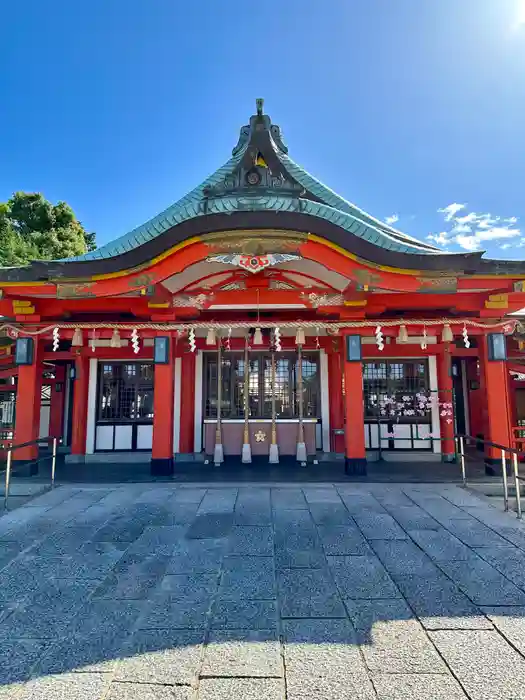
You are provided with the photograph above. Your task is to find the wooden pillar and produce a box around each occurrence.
[328,341,345,453]
[151,336,175,475]
[179,351,196,454]
[70,355,90,456]
[13,339,42,472]
[48,366,66,439]
[343,344,367,475]
[437,345,455,461]
[479,335,512,470]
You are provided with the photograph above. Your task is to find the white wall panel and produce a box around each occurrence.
[114,425,133,450]
[86,359,98,454]
[137,424,153,450]
[96,425,114,450]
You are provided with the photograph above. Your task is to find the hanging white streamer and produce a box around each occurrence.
[188,327,196,352]
[421,326,428,350]
[375,324,385,351]
[131,328,140,354]
[462,324,470,349]
[52,327,59,352]
[274,327,282,352]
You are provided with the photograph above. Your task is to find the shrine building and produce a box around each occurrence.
[2,99,525,477]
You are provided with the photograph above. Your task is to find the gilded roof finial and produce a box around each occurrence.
[256,98,264,116]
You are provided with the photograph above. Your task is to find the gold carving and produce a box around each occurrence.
[485,293,509,310]
[255,430,267,443]
[56,283,95,299]
[417,277,458,292]
[203,230,306,256]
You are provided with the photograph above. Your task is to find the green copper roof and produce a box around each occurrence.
[63,101,443,262]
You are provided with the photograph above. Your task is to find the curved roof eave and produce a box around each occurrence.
[64,192,450,263]
[276,150,440,253]
[59,150,246,262]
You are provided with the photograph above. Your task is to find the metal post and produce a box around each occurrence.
[51,437,57,488]
[513,453,522,519]
[501,448,509,512]
[4,448,12,510]
[459,436,466,487]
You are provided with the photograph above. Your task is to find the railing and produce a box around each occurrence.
[365,431,524,519]
[1,436,58,510]
[455,434,524,519]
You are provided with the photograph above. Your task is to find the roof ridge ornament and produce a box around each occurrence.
[256,98,264,116]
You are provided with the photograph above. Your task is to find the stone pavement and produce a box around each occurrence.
[1,484,525,698]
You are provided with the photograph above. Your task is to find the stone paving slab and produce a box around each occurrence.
[473,544,525,589]
[430,629,525,700]
[211,599,278,630]
[372,673,469,699]
[114,628,204,685]
[316,524,372,555]
[345,598,448,674]
[381,504,441,530]
[408,527,473,560]
[443,517,510,547]
[353,512,409,540]
[278,567,346,618]
[107,683,192,699]
[2,483,525,698]
[227,525,273,555]
[369,539,439,577]
[17,672,112,700]
[394,572,493,630]
[197,677,285,699]
[328,555,401,599]
[201,629,282,677]
[219,555,276,600]
[482,606,525,656]
[437,556,525,605]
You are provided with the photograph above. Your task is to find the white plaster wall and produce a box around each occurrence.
[320,349,330,452]
[85,358,98,454]
[194,351,203,452]
[173,356,182,453]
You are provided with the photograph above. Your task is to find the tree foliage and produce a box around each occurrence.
[0,192,96,267]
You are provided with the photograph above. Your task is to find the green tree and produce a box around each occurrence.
[0,192,96,267]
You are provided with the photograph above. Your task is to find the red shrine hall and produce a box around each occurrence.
[1,100,525,476]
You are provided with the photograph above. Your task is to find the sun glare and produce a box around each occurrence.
[515,0,525,27]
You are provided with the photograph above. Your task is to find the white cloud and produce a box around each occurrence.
[430,205,521,252]
[427,231,450,247]
[451,223,472,234]
[455,234,482,252]
[455,212,479,225]
[385,214,399,225]
[438,203,466,222]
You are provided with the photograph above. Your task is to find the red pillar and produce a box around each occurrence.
[343,347,367,475]
[437,345,455,461]
[179,350,196,454]
[151,336,175,475]
[71,356,89,456]
[48,366,66,439]
[479,335,512,469]
[13,339,42,471]
[328,342,344,453]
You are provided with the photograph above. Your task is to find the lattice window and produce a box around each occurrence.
[363,360,429,422]
[97,363,154,422]
[0,390,16,429]
[203,351,320,420]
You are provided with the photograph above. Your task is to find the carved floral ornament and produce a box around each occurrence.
[206,253,300,273]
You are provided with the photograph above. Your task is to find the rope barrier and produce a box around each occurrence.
[0,318,517,337]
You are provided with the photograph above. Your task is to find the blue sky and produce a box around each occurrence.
[2,0,525,259]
